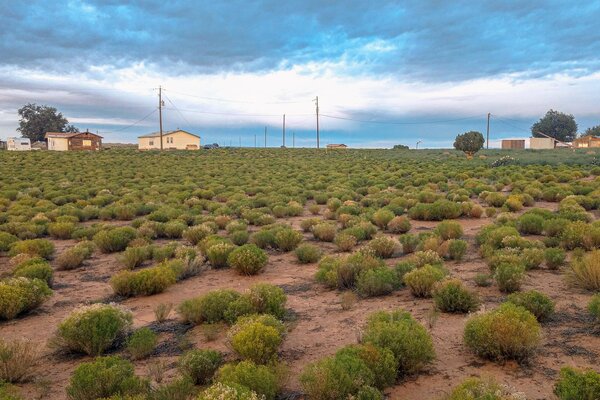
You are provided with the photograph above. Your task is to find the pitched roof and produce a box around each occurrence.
[138,129,201,139]
[45,131,103,139]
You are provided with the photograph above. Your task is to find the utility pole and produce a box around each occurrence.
[282,114,286,147]
[254,133,257,148]
[293,131,295,148]
[239,136,241,148]
[158,86,164,150]
[314,96,320,149]
[264,126,267,148]
[486,112,491,149]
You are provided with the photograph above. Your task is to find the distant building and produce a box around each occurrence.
[501,139,525,149]
[0,140,6,150]
[45,131,102,151]
[572,136,600,148]
[530,137,556,149]
[31,141,47,150]
[138,130,201,150]
[326,144,348,149]
[7,137,31,151]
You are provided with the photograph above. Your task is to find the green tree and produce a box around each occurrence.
[17,103,76,142]
[393,144,409,150]
[531,110,577,142]
[453,131,484,157]
[582,125,600,137]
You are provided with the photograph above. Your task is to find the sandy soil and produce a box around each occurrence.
[1,202,598,400]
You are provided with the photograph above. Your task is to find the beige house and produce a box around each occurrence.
[45,131,102,151]
[326,144,348,149]
[530,137,556,149]
[138,130,201,150]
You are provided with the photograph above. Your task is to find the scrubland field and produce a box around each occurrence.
[1,148,600,400]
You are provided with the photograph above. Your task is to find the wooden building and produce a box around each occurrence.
[572,136,600,148]
[501,139,525,149]
[138,130,201,150]
[45,131,102,151]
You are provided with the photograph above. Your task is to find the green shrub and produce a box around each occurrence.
[394,262,416,286]
[247,283,287,319]
[198,383,261,400]
[554,367,600,400]
[229,319,283,364]
[274,229,303,251]
[334,233,357,252]
[387,216,411,234]
[464,303,541,361]
[567,250,600,291]
[410,249,444,267]
[0,277,52,320]
[588,294,600,326]
[494,262,525,293]
[442,239,467,261]
[356,267,399,297]
[507,290,555,322]
[178,349,223,385]
[66,356,148,400]
[522,247,545,270]
[93,227,137,253]
[231,230,250,245]
[545,247,566,270]
[228,244,268,275]
[408,199,462,221]
[399,234,420,254]
[367,236,397,258]
[249,229,277,249]
[12,258,53,286]
[435,220,463,240]
[312,223,337,242]
[110,266,176,297]
[433,279,479,313]
[315,252,384,290]
[179,289,240,324]
[372,209,395,229]
[0,232,18,252]
[517,214,545,235]
[335,344,396,390]
[362,310,435,376]
[295,243,322,263]
[48,221,76,239]
[54,303,133,356]
[9,239,55,259]
[404,264,446,297]
[183,224,213,245]
[445,377,527,400]
[56,241,95,270]
[126,327,157,360]
[216,361,278,400]
[120,245,154,269]
[206,242,236,268]
[150,376,195,400]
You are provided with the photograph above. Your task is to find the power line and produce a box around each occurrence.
[163,107,311,118]
[319,113,484,125]
[163,94,192,128]
[164,89,306,105]
[104,109,158,133]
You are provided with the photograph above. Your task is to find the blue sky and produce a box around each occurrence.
[1,0,599,147]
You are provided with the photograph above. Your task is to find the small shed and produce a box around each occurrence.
[501,139,525,149]
[326,144,348,149]
[530,137,556,149]
[7,137,31,151]
[45,131,102,151]
[573,136,600,148]
[0,140,6,150]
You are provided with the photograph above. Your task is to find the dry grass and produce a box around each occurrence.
[567,250,600,291]
[0,339,38,383]
[153,303,173,323]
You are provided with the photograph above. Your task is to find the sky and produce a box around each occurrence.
[1,1,600,148]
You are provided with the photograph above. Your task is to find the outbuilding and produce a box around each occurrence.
[7,137,31,151]
[572,136,600,148]
[529,137,556,149]
[45,131,103,151]
[501,139,525,149]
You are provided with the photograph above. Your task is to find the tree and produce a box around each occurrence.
[582,125,600,137]
[454,131,484,157]
[531,110,577,142]
[393,144,409,150]
[17,103,74,142]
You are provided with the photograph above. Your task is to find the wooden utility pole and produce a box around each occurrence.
[293,131,295,148]
[314,96,320,148]
[254,133,257,148]
[158,86,164,150]
[264,126,267,148]
[239,136,241,148]
[486,112,491,149]
[282,114,286,147]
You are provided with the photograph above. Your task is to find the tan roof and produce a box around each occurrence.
[45,131,103,139]
[138,129,201,139]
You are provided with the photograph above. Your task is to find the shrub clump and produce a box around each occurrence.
[93,227,137,253]
[312,223,337,242]
[179,289,241,324]
[433,279,479,313]
[545,247,566,270]
[588,294,600,327]
[12,258,53,286]
[206,242,236,268]
[110,266,177,297]
[366,236,397,258]
[567,250,600,291]
[494,262,526,293]
[464,303,541,361]
[554,367,600,400]
[53,303,133,356]
[403,264,447,297]
[387,216,411,234]
[506,290,555,322]
[126,327,157,360]
[9,239,55,259]
[0,339,38,383]
[56,241,95,270]
[362,310,435,376]
[274,229,303,251]
[445,377,527,400]
[178,349,223,385]
[216,361,279,400]
[295,243,322,264]
[228,244,269,275]
[356,267,399,298]
[435,220,463,240]
[0,277,52,320]
[228,316,284,364]
[198,383,261,400]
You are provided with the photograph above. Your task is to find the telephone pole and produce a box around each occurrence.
[293,131,295,148]
[158,86,164,150]
[254,133,257,148]
[314,96,320,149]
[486,112,491,149]
[264,126,267,148]
[282,114,286,147]
[239,136,241,148]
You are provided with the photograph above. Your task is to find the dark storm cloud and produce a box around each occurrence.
[1,0,599,81]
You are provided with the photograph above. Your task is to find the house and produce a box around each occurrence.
[138,130,201,150]
[529,137,556,149]
[501,139,525,149]
[45,131,102,151]
[572,136,600,148]
[7,137,31,151]
[326,144,348,149]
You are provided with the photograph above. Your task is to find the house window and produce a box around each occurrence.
[149,140,154,146]
[82,139,92,146]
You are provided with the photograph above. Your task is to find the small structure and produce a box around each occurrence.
[7,137,31,151]
[573,136,600,148]
[138,130,201,150]
[530,137,556,149]
[326,144,348,149]
[31,141,47,150]
[501,139,525,149]
[45,131,102,151]
[0,140,6,150]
